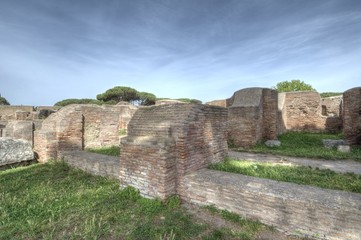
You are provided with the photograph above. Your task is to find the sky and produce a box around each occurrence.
[0,0,360,106]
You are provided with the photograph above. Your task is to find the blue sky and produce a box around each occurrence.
[0,0,360,106]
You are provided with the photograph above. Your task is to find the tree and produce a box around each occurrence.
[96,86,138,104]
[137,92,156,106]
[274,80,315,93]
[320,92,342,98]
[54,98,103,107]
[0,96,10,105]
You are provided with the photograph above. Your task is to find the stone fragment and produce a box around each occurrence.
[322,139,345,148]
[265,140,281,147]
[337,145,351,153]
[0,137,34,166]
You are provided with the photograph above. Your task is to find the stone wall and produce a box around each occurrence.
[278,91,342,133]
[321,95,342,117]
[205,99,228,108]
[182,169,361,240]
[62,151,119,179]
[119,103,228,199]
[34,104,137,162]
[0,106,34,120]
[227,88,278,148]
[343,87,361,146]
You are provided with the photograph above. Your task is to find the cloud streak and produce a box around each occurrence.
[0,0,360,105]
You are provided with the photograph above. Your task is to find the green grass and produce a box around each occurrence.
[85,145,120,156]
[236,132,361,161]
[0,162,269,240]
[209,159,361,193]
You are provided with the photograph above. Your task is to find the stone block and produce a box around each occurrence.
[322,139,345,148]
[0,138,34,166]
[265,140,281,147]
[337,145,351,153]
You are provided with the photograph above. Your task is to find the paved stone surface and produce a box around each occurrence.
[228,150,361,175]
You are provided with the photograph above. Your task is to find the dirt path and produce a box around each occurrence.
[228,151,361,175]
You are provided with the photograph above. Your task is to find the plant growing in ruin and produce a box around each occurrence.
[274,80,315,92]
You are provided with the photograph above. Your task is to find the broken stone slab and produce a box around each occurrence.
[337,145,351,153]
[265,140,281,147]
[0,137,34,166]
[322,139,345,148]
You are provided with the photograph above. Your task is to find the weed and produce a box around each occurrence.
[240,132,361,161]
[85,145,120,156]
[209,159,361,193]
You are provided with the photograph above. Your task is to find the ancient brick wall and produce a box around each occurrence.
[227,88,278,148]
[343,87,361,146]
[34,104,137,162]
[321,95,342,117]
[278,91,342,133]
[183,169,361,240]
[119,103,228,199]
[0,106,34,120]
[206,99,228,108]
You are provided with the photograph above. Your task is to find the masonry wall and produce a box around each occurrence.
[343,87,361,146]
[278,91,342,133]
[227,88,278,148]
[0,106,34,120]
[34,104,137,162]
[119,103,228,199]
[182,169,361,240]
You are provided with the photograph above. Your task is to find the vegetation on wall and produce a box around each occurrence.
[0,96,10,105]
[320,92,342,98]
[54,98,103,106]
[274,80,315,92]
[156,97,202,104]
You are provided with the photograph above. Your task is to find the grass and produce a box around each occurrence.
[85,145,120,156]
[0,161,269,240]
[209,158,361,193]
[235,132,361,161]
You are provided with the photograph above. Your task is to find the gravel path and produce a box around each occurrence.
[228,151,361,175]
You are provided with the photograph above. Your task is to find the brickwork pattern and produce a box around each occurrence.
[120,103,228,199]
[227,88,278,148]
[34,104,137,162]
[343,87,361,145]
[278,91,342,133]
[182,169,361,240]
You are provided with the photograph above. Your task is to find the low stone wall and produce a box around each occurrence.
[0,105,34,120]
[61,151,119,179]
[182,169,361,240]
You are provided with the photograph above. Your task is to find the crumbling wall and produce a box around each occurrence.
[321,95,342,117]
[0,106,34,120]
[34,104,137,162]
[278,91,342,133]
[119,103,228,199]
[227,88,278,148]
[343,87,361,146]
[206,99,228,108]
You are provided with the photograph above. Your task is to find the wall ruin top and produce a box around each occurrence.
[120,103,228,199]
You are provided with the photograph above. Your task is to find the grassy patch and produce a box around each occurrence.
[85,145,120,156]
[236,132,361,161]
[202,205,265,240]
[0,162,271,240]
[209,159,361,193]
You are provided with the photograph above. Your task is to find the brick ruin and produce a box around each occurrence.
[206,89,344,147]
[278,91,342,134]
[227,88,278,147]
[343,87,361,146]
[34,104,137,162]
[119,103,228,199]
